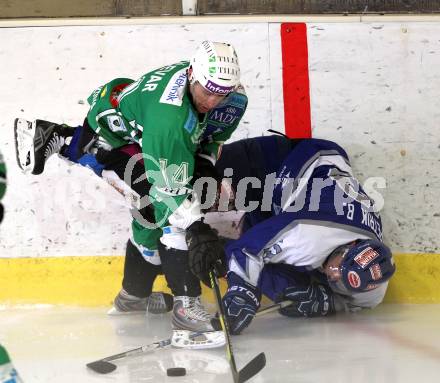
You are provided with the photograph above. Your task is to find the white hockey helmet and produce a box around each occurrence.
[190,41,240,95]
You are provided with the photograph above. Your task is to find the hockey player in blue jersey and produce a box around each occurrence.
[210,134,396,335]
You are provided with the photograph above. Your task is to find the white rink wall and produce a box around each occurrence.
[0,19,439,258]
[0,23,281,257]
[307,22,440,253]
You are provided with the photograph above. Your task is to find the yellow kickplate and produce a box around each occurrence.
[0,253,439,306]
[384,253,440,304]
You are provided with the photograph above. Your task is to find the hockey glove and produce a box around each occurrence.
[222,272,261,335]
[193,153,220,184]
[186,221,227,286]
[278,283,336,318]
[192,154,221,209]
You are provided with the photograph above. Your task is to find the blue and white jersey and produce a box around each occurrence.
[223,137,387,310]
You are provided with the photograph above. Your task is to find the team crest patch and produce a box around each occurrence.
[107,115,126,133]
[369,264,383,280]
[347,271,361,289]
[354,247,379,268]
[262,241,283,261]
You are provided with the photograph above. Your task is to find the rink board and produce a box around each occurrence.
[0,252,439,306]
[1,18,440,307]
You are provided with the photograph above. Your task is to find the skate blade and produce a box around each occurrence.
[107,306,145,316]
[14,118,35,173]
[107,305,170,316]
[171,330,226,349]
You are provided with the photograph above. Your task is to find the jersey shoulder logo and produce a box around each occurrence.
[159,68,188,106]
[107,115,127,133]
[263,240,284,261]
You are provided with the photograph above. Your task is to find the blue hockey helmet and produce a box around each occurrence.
[339,239,396,292]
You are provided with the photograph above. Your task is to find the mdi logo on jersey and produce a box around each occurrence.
[204,95,246,137]
[209,107,240,125]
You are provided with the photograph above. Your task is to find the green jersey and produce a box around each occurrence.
[87,61,247,227]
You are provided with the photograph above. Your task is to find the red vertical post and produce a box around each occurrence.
[281,23,312,138]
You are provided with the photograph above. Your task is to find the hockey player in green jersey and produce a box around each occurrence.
[0,152,23,383]
[15,41,246,338]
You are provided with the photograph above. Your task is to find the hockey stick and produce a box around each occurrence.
[86,332,203,374]
[209,269,266,383]
[255,300,293,317]
[86,299,292,375]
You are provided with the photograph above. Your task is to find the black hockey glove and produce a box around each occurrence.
[186,221,227,286]
[193,154,220,183]
[192,154,221,209]
[278,283,336,318]
[222,272,261,335]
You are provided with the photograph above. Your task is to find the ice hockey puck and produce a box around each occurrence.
[167,367,186,377]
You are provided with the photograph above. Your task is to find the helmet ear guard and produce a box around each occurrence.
[340,239,396,292]
[190,40,241,95]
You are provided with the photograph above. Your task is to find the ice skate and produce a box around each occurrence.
[172,296,219,332]
[14,118,74,175]
[107,289,173,315]
[171,296,225,349]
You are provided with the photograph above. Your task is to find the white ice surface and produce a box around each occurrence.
[1,304,440,382]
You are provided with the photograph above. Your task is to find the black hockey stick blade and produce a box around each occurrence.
[86,345,145,374]
[237,352,266,383]
[86,360,117,374]
[86,331,206,374]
